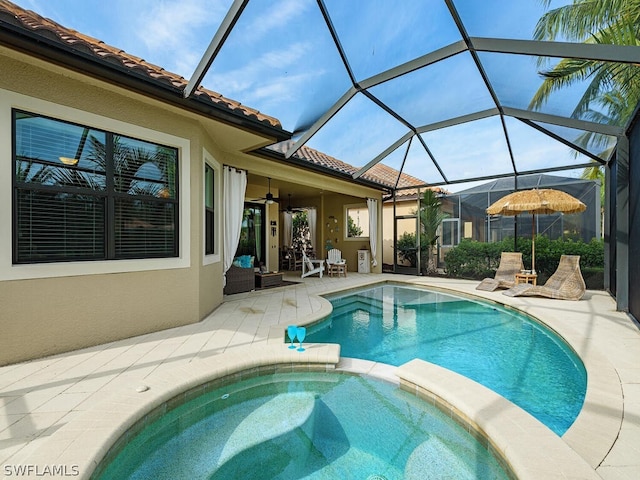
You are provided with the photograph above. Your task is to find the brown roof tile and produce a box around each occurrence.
[0,0,281,128]
[268,142,441,193]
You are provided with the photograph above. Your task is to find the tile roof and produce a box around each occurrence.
[269,142,441,195]
[292,146,445,195]
[0,0,281,128]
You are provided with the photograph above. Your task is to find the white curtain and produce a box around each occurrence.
[367,198,378,267]
[283,212,293,247]
[307,207,317,254]
[223,166,247,279]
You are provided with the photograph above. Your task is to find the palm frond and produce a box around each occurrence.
[535,0,630,42]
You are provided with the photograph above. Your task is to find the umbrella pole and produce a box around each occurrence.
[531,213,535,273]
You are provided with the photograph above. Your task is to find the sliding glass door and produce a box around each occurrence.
[236,203,265,268]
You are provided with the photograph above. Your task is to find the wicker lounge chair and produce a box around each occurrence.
[503,255,586,300]
[476,252,524,291]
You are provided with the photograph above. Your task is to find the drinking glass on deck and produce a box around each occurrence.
[287,325,298,349]
[296,326,306,352]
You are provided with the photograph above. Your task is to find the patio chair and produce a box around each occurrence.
[326,248,347,277]
[476,252,524,291]
[301,250,324,278]
[503,255,586,301]
[287,248,303,270]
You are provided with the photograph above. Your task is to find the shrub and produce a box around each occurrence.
[444,237,604,286]
[397,232,417,266]
[443,239,513,279]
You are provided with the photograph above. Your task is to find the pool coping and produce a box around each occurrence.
[14,278,621,479]
[395,359,600,480]
[24,348,601,480]
[18,344,341,479]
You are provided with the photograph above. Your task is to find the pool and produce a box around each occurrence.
[306,283,586,435]
[93,372,511,480]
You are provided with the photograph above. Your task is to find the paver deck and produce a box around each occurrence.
[0,273,638,479]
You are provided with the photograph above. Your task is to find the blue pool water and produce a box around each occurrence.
[306,284,586,435]
[94,372,510,480]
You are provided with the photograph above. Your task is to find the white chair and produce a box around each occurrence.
[326,248,347,277]
[301,251,324,278]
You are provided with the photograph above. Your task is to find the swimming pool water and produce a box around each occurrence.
[306,284,586,435]
[94,372,510,480]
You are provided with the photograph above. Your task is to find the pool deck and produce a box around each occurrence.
[0,272,638,479]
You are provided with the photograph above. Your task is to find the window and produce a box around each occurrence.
[13,110,179,264]
[204,163,215,255]
[345,204,369,239]
[441,218,459,247]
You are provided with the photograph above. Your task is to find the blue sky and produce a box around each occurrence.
[11,0,595,192]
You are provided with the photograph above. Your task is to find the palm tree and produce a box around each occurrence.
[530,0,640,139]
[531,0,639,213]
[419,189,447,274]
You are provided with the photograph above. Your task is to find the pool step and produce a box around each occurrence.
[216,391,316,469]
[211,392,351,479]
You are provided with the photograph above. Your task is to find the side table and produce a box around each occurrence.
[515,273,537,285]
[255,272,283,288]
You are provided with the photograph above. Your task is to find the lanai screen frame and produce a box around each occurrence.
[183,0,639,316]
[183,0,637,190]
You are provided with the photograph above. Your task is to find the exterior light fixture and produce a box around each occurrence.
[59,156,79,166]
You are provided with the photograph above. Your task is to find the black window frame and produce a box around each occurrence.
[12,109,179,264]
[204,163,215,256]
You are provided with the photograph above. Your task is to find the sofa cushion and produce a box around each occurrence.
[233,255,254,268]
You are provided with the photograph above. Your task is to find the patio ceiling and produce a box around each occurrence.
[184,0,638,190]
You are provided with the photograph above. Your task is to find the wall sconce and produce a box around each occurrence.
[59,156,79,166]
[271,220,277,237]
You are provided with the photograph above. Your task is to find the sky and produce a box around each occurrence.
[10,0,598,193]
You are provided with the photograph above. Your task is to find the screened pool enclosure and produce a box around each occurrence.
[180,0,638,313]
[440,174,600,247]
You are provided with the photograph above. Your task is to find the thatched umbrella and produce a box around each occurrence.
[486,188,586,273]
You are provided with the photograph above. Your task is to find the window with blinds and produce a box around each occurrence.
[12,110,179,264]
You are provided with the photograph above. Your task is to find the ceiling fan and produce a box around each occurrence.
[252,177,279,204]
[281,194,305,214]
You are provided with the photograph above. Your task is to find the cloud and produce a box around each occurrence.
[206,42,314,102]
[239,0,310,44]
[121,0,228,76]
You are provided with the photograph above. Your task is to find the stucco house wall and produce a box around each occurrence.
[0,44,383,365]
[0,47,219,364]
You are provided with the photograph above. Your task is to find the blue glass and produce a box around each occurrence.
[287,325,298,349]
[296,326,306,352]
